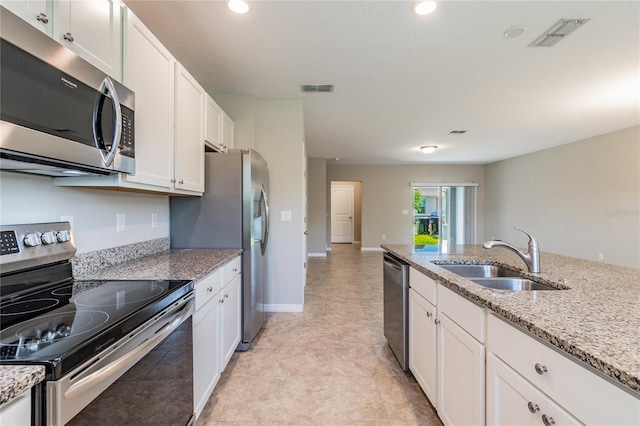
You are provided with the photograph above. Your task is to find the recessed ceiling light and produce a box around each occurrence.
[420,145,438,154]
[503,25,527,39]
[413,1,437,16]
[228,0,249,14]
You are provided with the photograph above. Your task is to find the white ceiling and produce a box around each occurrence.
[124,1,640,165]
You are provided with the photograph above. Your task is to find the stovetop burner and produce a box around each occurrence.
[1,298,61,315]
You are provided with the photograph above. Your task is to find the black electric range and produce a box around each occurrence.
[0,222,193,380]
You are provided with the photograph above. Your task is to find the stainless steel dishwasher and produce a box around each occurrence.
[383,251,409,371]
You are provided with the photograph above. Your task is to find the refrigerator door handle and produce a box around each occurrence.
[261,185,270,255]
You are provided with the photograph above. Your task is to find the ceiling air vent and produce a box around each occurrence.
[529,18,590,47]
[301,84,334,93]
[447,130,467,135]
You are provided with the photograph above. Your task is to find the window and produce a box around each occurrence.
[412,184,477,252]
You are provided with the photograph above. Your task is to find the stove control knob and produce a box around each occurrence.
[23,338,41,353]
[41,232,57,245]
[56,324,71,338]
[23,233,41,247]
[56,230,70,243]
[40,329,56,343]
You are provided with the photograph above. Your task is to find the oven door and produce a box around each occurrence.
[46,293,194,426]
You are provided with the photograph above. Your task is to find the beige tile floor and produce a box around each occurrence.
[198,243,442,425]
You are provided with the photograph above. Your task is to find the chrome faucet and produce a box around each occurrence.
[483,228,540,274]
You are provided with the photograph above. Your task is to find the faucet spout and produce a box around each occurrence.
[483,228,540,274]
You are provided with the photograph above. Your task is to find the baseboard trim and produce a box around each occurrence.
[361,247,385,252]
[264,304,304,313]
[307,252,327,258]
[326,246,332,251]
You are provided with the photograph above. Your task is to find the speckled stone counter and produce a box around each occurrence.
[73,248,243,282]
[0,365,44,406]
[382,244,640,396]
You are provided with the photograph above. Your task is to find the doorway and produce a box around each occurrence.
[330,181,362,244]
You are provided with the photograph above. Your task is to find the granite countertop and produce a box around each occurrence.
[74,248,243,281]
[0,365,45,406]
[1,248,241,407]
[382,244,640,396]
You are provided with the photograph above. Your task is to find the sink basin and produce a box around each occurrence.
[470,278,558,291]
[439,264,521,278]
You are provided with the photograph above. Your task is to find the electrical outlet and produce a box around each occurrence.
[117,214,125,232]
[598,253,605,261]
[382,234,386,240]
[402,210,408,215]
[151,213,158,229]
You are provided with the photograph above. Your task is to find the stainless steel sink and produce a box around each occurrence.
[470,278,558,291]
[439,264,521,278]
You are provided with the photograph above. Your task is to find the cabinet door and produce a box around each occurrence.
[54,0,122,80]
[122,10,174,189]
[437,312,485,426]
[0,389,31,426]
[220,274,241,370]
[205,95,223,151]
[1,0,52,35]
[193,298,220,419]
[409,288,437,405]
[221,112,234,151]
[487,353,545,426]
[174,63,205,193]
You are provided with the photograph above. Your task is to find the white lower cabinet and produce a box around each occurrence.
[0,389,30,426]
[487,313,640,425]
[409,288,437,404]
[193,291,220,418]
[437,311,485,426]
[220,274,241,370]
[487,353,580,426]
[408,268,485,426]
[192,255,242,420]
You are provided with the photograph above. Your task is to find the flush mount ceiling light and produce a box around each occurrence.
[503,25,527,39]
[413,1,437,16]
[228,0,249,14]
[420,145,438,154]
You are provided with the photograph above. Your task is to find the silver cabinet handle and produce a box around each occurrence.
[207,286,213,292]
[224,293,229,298]
[426,311,432,317]
[179,179,184,184]
[93,76,122,167]
[534,363,548,375]
[63,32,74,42]
[434,319,440,325]
[36,13,49,24]
[528,402,540,413]
[542,414,556,425]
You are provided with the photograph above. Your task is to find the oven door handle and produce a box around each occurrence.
[64,297,194,400]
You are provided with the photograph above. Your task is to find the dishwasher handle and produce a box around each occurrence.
[383,252,407,271]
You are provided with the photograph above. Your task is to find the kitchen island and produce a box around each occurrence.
[382,244,640,396]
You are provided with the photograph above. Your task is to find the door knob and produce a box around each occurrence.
[304,231,309,235]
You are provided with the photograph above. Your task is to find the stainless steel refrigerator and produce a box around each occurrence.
[170,149,269,350]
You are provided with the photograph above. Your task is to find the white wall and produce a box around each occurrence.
[0,171,169,254]
[485,126,640,268]
[327,164,486,249]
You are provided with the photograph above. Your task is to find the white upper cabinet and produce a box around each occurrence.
[1,0,53,35]
[221,111,234,151]
[205,96,234,152]
[53,0,122,81]
[205,95,223,151]
[121,9,175,190]
[174,63,205,194]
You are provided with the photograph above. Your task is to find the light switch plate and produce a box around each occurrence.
[117,214,125,232]
[281,211,292,222]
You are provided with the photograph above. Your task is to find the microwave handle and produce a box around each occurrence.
[92,76,122,167]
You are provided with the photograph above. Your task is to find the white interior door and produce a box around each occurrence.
[331,183,354,243]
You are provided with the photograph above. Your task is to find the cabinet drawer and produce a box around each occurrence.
[195,269,221,311]
[409,267,437,305]
[222,256,241,284]
[487,314,640,425]
[438,284,485,343]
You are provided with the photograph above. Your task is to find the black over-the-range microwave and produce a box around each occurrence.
[0,6,135,177]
